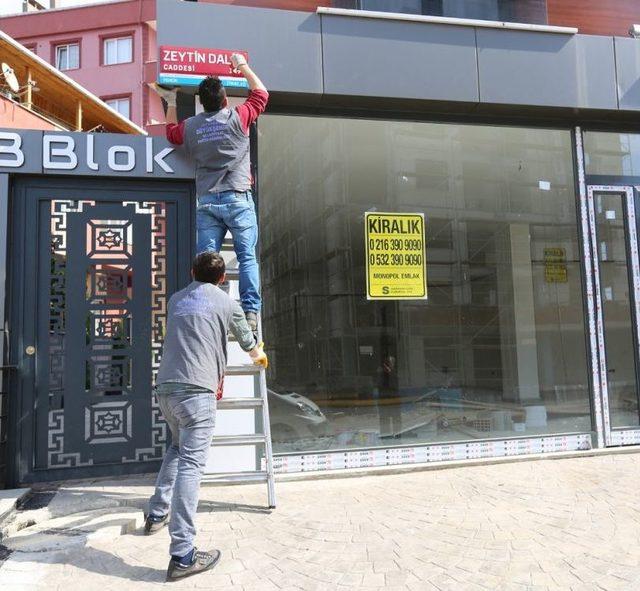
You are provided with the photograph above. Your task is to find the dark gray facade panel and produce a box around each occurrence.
[321,15,479,102]
[477,30,617,110]
[614,37,640,111]
[0,130,43,174]
[576,36,618,110]
[0,174,7,365]
[0,130,194,179]
[153,0,640,114]
[156,0,323,95]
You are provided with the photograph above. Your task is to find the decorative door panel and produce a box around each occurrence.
[12,179,193,481]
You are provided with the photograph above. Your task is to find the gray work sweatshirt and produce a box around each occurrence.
[156,281,256,392]
[183,108,251,196]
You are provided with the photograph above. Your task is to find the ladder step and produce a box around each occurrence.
[203,279,274,506]
[202,471,268,484]
[218,397,263,409]
[223,269,240,281]
[211,434,265,445]
[225,364,262,375]
[221,238,235,252]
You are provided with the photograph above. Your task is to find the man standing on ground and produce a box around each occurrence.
[154,54,268,334]
[144,252,268,582]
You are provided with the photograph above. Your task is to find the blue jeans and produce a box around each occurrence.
[148,383,216,557]
[197,190,261,314]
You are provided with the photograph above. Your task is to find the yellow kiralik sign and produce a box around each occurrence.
[365,212,427,300]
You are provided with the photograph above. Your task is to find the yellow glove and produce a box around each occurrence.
[152,83,177,107]
[250,342,269,369]
[230,53,248,69]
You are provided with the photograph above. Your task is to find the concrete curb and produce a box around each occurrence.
[0,489,31,543]
[5,507,145,554]
[0,486,143,543]
[1,444,639,539]
[0,489,30,524]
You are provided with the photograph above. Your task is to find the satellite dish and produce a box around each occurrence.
[2,63,19,93]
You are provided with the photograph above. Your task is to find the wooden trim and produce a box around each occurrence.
[199,0,330,10]
[100,92,132,103]
[75,100,82,131]
[547,0,640,36]
[25,67,32,110]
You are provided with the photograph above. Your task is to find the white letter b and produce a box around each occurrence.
[43,135,78,170]
[0,132,25,168]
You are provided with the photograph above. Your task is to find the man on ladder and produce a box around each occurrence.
[154,53,268,334]
[150,54,272,582]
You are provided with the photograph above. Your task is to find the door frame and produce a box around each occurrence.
[583,175,640,447]
[6,175,195,486]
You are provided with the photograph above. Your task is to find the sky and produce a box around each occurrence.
[0,0,113,16]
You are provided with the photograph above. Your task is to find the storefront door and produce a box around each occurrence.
[586,184,640,446]
[8,176,193,484]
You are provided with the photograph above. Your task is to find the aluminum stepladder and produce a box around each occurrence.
[201,236,276,509]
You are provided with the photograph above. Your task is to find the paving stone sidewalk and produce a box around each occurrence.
[2,453,640,590]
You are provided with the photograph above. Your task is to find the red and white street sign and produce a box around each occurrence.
[159,45,249,78]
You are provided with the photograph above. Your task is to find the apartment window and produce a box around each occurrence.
[103,36,133,65]
[105,97,131,119]
[55,43,79,71]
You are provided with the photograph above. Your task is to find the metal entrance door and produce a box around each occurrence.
[585,184,640,446]
[9,177,193,484]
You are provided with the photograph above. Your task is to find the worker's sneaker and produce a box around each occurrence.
[166,548,221,582]
[245,311,258,338]
[143,512,168,534]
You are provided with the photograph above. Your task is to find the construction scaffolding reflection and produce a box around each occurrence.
[259,116,592,452]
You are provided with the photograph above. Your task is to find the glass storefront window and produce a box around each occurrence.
[333,0,548,25]
[259,116,591,453]
[584,132,640,177]
[584,132,640,430]
[592,191,639,429]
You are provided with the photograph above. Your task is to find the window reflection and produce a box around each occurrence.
[334,0,548,25]
[259,116,591,452]
[593,192,639,428]
[585,132,640,177]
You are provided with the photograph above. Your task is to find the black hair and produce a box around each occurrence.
[198,76,226,112]
[192,251,226,284]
